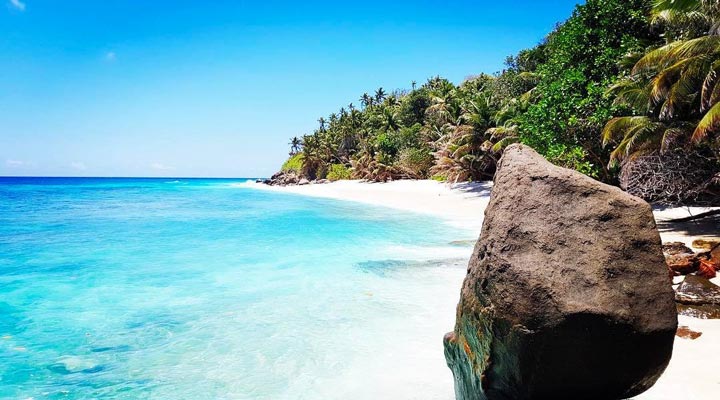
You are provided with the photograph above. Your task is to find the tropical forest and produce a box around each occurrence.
[276,0,720,205]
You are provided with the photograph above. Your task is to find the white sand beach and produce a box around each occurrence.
[250,179,720,399]
[249,180,493,231]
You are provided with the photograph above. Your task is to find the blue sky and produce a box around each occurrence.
[1,0,582,177]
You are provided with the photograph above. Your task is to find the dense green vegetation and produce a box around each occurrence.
[604,0,720,163]
[280,0,720,199]
[281,153,304,173]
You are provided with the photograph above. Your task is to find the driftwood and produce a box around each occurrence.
[620,150,720,205]
[666,209,720,223]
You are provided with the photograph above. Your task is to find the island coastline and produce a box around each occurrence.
[245,178,720,399]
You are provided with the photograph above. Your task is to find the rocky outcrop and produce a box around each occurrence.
[263,171,302,186]
[261,171,331,186]
[444,144,677,400]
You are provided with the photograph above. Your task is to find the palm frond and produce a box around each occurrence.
[660,126,690,152]
[667,36,720,61]
[491,136,519,152]
[602,117,652,147]
[632,42,683,75]
[610,78,654,111]
[701,61,720,111]
[693,101,720,142]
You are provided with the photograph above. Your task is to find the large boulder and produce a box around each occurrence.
[444,144,677,400]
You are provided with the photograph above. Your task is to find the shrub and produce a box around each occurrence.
[398,147,434,178]
[281,153,304,173]
[431,175,447,182]
[326,164,352,181]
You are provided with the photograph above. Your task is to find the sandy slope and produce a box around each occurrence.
[247,179,720,399]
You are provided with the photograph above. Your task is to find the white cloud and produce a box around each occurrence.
[6,159,27,168]
[9,0,26,11]
[151,162,175,171]
[105,51,116,62]
[70,161,87,171]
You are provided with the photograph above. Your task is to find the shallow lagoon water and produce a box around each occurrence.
[0,178,473,399]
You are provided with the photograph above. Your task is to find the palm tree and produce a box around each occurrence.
[603,0,720,164]
[360,93,372,108]
[381,107,401,132]
[651,0,719,39]
[289,136,302,155]
[375,87,386,103]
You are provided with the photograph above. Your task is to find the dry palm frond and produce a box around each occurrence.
[619,149,720,205]
[701,60,720,111]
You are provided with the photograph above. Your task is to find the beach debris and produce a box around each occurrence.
[663,242,694,255]
[696,259,717,279]
[692,239,720,251]
[665,253,699,276]
[444,144,677,400]
[710,243,720,267]
[662,241,720,277]
[675,326,703,340]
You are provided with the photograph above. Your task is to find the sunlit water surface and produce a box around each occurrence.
[0,178,475,399]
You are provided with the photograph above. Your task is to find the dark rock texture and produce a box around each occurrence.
[675,275,720,319]
[444,144,678,400]
[675,275,720,306]
[677,303,720,319]
[663,242,694,256]
[663,242,700,275]
[265,171,301,186]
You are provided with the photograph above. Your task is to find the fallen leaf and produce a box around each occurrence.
[676,326,702,340]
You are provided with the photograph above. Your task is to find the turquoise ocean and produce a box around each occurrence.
[0,178,474,399]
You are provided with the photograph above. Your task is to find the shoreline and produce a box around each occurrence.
[247,179,718,242]
[245,179,493,232]
[246,179,720,399]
